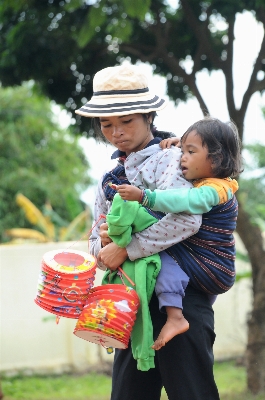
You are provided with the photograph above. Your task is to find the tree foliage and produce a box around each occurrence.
[240,144,265,231]
[0,0,116,135]
[1,0,265,137]
[0,83,91,241]
[5,193,91,242]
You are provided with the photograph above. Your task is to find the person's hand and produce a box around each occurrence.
[97,242,128,271]
[99,222,112,247]
[160,137,181,149]
[116,184,142,202]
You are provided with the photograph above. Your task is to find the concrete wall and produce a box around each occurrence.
[213,233,253,359]
[0,236,252,375]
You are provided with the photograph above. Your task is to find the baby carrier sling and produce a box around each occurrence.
[102,161,237,295]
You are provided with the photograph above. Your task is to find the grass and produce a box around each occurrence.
[1,361,265,400]
[1,373,111,400]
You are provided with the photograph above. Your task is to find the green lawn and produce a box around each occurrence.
[1,361,264,400]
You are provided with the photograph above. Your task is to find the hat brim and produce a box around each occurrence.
[75,94,168,117]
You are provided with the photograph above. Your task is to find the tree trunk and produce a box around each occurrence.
[236,201,265,394]
[0,381,3,399]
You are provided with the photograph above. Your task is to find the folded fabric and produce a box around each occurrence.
[102,194,161,371]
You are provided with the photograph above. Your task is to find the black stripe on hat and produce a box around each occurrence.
[78,99,165,114]
[93,88,149,96]
[83,96,161,109]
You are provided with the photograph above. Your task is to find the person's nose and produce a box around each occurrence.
[112,124,123,137]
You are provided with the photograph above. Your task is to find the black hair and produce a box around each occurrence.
[143,112,176,140]
[92,111,176,143]
[181,117,243,178]
[92,118,108,142]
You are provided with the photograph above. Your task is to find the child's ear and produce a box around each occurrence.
[211,154,223,172]
[211,158,216,169]
[208,155,215,171]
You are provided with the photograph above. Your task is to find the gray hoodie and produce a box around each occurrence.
[89,144,201,263]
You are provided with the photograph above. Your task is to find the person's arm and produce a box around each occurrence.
[142,186,220,214]
[89,178,130,271]
[88,178,109,259]
[97,242,128,270]
[98,193,159,271]
[111,183,142,202]
[159,137,180,149]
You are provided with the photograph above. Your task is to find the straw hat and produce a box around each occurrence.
[75,64,168,117]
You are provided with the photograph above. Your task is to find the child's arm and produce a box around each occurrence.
[140,186,222,214]
[112,179,238,214]
[159,137,180,149]
[111,183,142,202]
[140,178,239,214]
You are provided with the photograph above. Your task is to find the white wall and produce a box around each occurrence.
[0,241,110,375]
[0,236,252,374]
[213,274,252,359]
[213,233,253,359]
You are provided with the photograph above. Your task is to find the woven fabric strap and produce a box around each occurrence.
[164,197,238,294]
[102,161,130,201]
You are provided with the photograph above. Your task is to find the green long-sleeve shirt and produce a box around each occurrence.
[102,194,161,371]
[144,177,238,214]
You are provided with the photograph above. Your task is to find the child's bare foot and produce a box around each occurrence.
[152,308,189,350]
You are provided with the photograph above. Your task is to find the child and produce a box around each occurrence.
[111,117,242,350]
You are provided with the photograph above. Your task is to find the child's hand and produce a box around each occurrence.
[116,184,142,202]
[160,137,180,149]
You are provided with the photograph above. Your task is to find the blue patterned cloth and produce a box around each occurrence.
[164,197,238,294]
[102,162,130,201]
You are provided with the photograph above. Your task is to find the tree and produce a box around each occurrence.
[0,83,91,241]
[0,0,118,136]
[240,144,265,232]
[0,0,265,393]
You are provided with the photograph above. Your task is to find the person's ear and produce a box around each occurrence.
[147,112,153,124]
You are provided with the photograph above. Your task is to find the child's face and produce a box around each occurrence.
[180,130,214,180]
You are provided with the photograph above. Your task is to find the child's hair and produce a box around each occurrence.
[181,117,243,178]
[92,111,175,142]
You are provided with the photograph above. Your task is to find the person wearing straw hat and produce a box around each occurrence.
[75,63,220,400]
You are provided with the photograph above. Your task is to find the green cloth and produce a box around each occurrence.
[102,193,161,371]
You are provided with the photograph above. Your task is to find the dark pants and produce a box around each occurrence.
[110,285,220,400]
